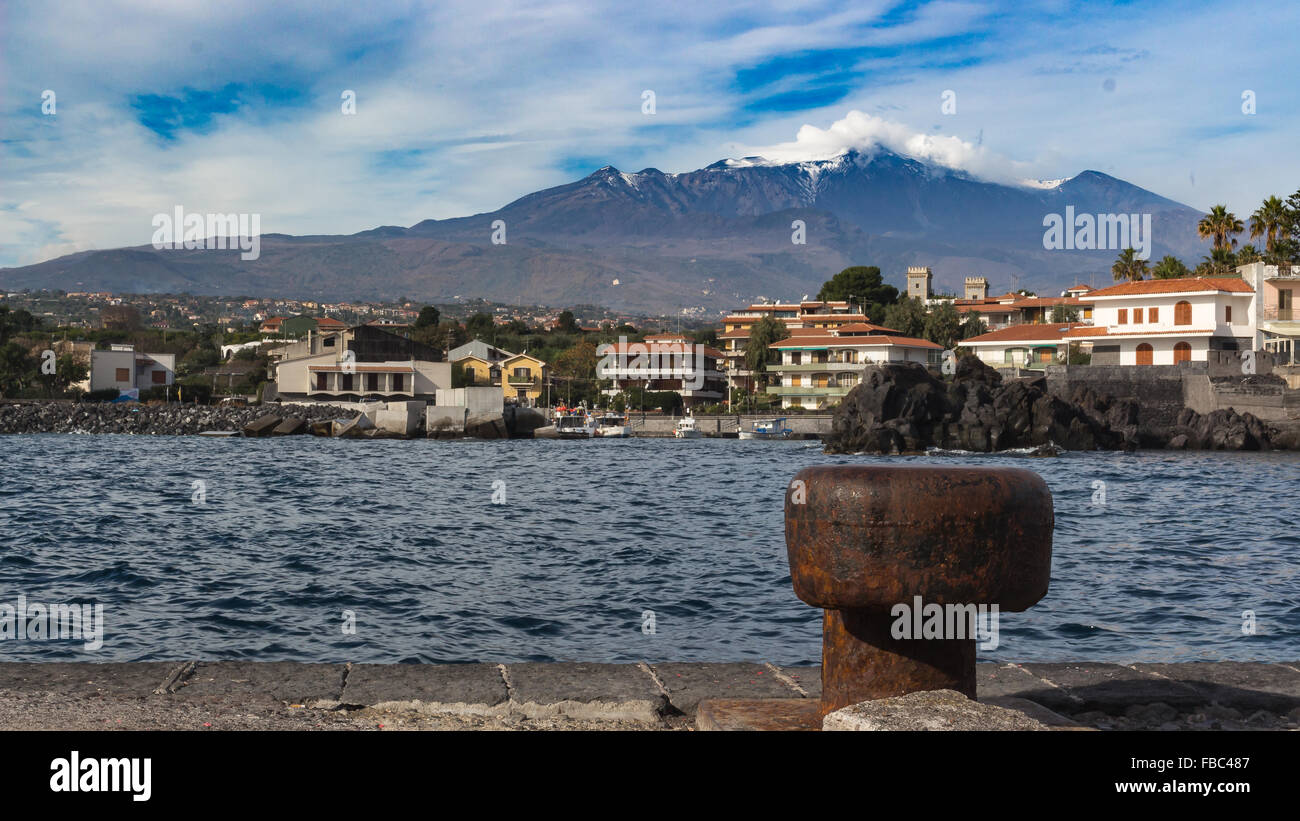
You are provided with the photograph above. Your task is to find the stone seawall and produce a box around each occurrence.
[629,414,832,437]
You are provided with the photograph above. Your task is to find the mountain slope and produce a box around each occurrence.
[0,148,1207,312]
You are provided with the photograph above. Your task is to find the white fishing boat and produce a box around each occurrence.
[673,416,702,439]
[595,412,632,438]
[535,412,598,439]
[738,417,793,440]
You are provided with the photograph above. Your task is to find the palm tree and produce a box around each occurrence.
[1249,196,1289,254]
[1197,204,1244,251]
[1236,244,1262,264]
[1111,247,1149,282]
[1195,246,1238,276]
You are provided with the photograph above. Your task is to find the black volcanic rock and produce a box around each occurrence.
[827,358,1141,454]
[827,358,1290,454]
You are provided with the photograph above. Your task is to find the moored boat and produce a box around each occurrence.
[738,417,793,440]
[673,415,702,439]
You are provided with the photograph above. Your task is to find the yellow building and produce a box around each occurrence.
[500,353,548,406]
[453,354,501,387]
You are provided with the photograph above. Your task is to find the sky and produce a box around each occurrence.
[3,0,1298,269]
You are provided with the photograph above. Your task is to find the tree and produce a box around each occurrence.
[465,313,495,341]
[922,301,962,350]
[1235,245,1262,264]
[1049,305,1080,323]
[692,328,718,347]
[959,312,987,340]
[0,306,40,343]
[882,297,926,338]
[101,304,142,330]
[1111,248,1149,282]
[1195,247,1238,276]
[745,315,785,386]
[556,310,580,334]
[816,266,899,320]
[1197,205,1244,251]
[414,306,441,329]
[1151,255,1191,279]
[1249,196,1289,255]
[0,342,35,397]
[554,340,598,380]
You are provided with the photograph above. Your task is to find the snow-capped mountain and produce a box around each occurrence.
[1,148,1206,313]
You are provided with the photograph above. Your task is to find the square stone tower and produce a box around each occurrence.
[906,266,932,302]
[964,276,989,301]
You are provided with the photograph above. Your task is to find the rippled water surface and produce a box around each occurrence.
[0,435,1296,664]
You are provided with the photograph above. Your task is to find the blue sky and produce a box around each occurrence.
[3,0,1298,268]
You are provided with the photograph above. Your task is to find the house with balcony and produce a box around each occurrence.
[961,323,1087,371]
[271,324,450,402]
[1062,277,1255,365]
[1239,261,1299,364]
[719,300,871,393]
[597,333,727,408]
[449,339,515,387]
[501,352,549,406]
[766,324,942,409]
[88,344,175,395]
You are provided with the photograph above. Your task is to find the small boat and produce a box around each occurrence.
[673,415,702,439]
[738,417,793,440]
[595,413,631,438]
[536,413,598,439]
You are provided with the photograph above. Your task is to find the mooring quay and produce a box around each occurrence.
[0,660,1297,731]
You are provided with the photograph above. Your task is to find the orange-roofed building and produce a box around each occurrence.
[596,333,726,407]
[1062,276,1255,366]
[719,299,872,393]
[961,322,1087,371]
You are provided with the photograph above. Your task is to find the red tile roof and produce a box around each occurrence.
[964,323,1086,344]
[1064,326,1217,338]
[1084,277,1254,298]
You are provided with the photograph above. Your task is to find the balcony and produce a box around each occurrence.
[766,385,853,397]
[1261,307,1296,321]
[777,361,866,372]
[507,376,539,388]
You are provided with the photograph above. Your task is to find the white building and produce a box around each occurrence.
[1238,261,1300,364]
[961,323,1086,371]
[767,324,942,409]
[597,333,727,408]
[1062,276,1255,365]
[271,324,450,402]
[89,344,175,394]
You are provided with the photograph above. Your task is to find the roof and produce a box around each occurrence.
[1084,277,1254,298]
[771,334,942,350]
[315,317,347,329]
[963,323,1086,345]
[1066,284,1094,292]
[308,365,415,373]
[1064,326,1218,339]
[834,322,901,335]
[501,352,548,367]
[599,341,725,359]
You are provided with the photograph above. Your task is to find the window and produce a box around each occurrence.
[316,373,328,390]
[1135,343,1154,366]
[1148,307,1158,323]
[393,373,405,392]
[1175,301,1192,326]
[151,370,166,384]
[366,373,379,391]
[115,368,130,382]
[342,374,354,391]
[1173,341,1192,364]
[1118,309,1128,325]
[1225,305,1232,324]
[1132,309,1142,324]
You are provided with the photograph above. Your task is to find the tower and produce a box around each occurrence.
[964,276,989,301]
[906,266,932,302]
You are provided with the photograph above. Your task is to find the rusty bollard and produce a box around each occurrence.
[786,465,1053,719]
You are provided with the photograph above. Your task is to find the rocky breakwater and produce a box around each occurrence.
[0,402,347,436]
[825,357,1292,454]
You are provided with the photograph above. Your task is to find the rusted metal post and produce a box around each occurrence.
[786,465,1053,718]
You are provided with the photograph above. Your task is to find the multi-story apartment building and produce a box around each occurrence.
[1062,276,1255,365]
[719,300,870,392]
[598,333,726,408]
[766,324,941,409]
[1239,261,1300,364]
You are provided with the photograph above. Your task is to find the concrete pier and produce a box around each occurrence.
[0,661,1296,730]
